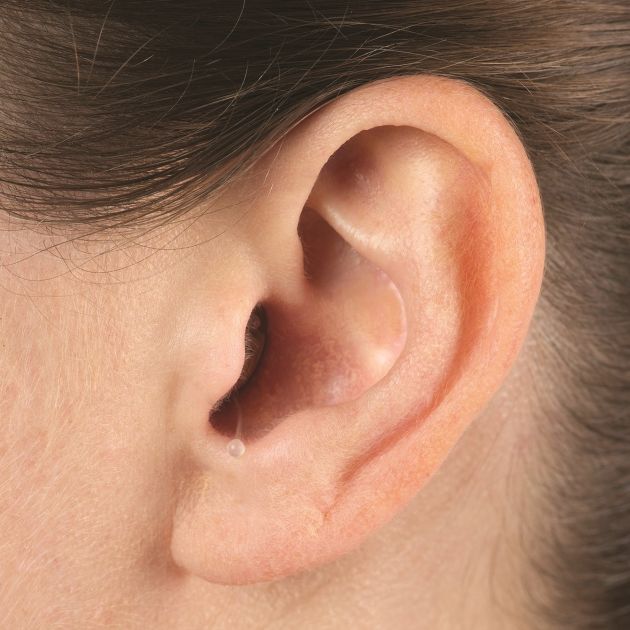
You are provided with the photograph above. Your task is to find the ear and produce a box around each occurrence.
[169,75,545,585]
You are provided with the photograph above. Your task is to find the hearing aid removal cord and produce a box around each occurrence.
[227,397,246,458]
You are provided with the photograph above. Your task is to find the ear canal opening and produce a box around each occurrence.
[209,304,268,438]
[209,206,407,443]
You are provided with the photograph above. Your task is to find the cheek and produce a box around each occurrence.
[0,240,177,626]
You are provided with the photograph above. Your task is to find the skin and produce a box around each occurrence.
[0,75,545,629]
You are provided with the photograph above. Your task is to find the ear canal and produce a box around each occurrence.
[209,206,407,444]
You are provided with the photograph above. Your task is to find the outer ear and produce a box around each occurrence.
[170,75,545,585]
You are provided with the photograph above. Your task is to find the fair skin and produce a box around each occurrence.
[0,75,544,628]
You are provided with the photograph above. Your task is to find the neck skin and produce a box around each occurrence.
[158,339,541,630]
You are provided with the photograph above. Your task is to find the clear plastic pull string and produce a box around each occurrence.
[227,398,246,458]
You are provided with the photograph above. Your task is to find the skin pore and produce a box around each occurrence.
[0,76,545,629]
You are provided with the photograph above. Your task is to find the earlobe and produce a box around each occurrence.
[169,75,545,585]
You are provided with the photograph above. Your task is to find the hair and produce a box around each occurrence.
[1,1,628,627]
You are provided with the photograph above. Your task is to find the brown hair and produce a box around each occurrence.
[1,2,628,627]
